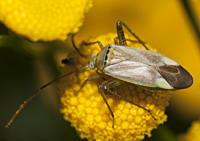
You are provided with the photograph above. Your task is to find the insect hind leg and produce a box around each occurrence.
[116,21,127,46]
[98,80,116,128]
[117,20,149,50]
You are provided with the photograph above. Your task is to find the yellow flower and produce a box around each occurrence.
[58,33,171,141]
[78,0,200,120]
[0,0,92,41]
[178,120,200,141]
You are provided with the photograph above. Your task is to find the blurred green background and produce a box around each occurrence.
[0,22,83,141]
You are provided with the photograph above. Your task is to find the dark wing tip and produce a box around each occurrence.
[157,65,193,89]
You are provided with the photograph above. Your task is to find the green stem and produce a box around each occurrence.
[180,0,200,44]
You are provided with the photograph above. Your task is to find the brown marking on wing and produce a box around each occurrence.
[156,65,193,89]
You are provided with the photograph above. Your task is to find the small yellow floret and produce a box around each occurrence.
[58,33,171,141]
[178,120,200,141]
[0,0,92,41]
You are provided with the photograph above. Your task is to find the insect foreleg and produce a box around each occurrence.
[80,40,104,49]
[117,20,149,50]
[70,33,90,59]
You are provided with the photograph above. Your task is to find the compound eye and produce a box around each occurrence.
[89,62,95,69]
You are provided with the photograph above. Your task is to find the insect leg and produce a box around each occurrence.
[103,80,124,90]
[125,39,148,46]
[103,80,156,120]
[116,21,127,46]
[125,39,140,43]
[77,74,100,94]
[80,40,104,49]
[117,20,149,50]
[114,37,141,45]
[70,33,90,59]
[98,81,115,128]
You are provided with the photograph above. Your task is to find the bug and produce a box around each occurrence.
[5,20,193,128]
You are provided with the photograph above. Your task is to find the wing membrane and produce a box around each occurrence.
[104,60,162,87]
[157,65,193,89]
[111,45,165,66]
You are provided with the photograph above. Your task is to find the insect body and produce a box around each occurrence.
[86,21,193,91]
[70,20,193,126]
[89,44,193,90]
[6,20,193,128]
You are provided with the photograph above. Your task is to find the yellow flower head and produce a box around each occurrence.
[0,0,92,41]
[58,33,171,141]
[178,120,200,141]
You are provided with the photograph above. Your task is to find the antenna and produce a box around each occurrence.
[5,66,88,128]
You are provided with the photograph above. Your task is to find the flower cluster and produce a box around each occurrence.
[0,0,92,41]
